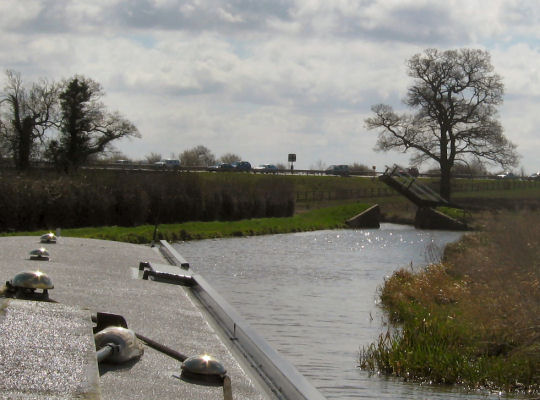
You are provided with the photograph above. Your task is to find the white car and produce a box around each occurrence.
[496,171,516,179]
[528,172,540,181]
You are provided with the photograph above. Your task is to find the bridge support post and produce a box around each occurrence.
[345,204,380,228]
[415,207,468,230]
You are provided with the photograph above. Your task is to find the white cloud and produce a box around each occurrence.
[493,43,540,96]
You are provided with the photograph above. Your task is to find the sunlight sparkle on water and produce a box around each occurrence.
[175,227,468,400]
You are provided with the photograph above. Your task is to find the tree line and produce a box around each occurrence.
[0,70,139,172]
[2,48,522,203]
[139,145,288,169]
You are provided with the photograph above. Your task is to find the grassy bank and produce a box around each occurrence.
[3,202,373,243]
[360,211,540,395]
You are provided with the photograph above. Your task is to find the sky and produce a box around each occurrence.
[1,0,539,173]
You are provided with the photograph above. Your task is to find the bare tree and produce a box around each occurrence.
[179,145,216,166]
[46,75,140,171]
[219,152,241,163]
[0,70,59,170]
[145,152,162,164]
[365,48,519,200]
[350,163,371,173]
[310,159,327,171]
[452,158,488,177]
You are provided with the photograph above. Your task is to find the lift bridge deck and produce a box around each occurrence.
[379,165,454,208]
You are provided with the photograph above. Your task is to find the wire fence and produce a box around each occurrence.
[296,178,540,202]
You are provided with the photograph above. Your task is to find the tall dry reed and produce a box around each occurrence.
[0,169,295,231]
[362,210,540,393]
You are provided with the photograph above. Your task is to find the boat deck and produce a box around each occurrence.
[0,236,266,399]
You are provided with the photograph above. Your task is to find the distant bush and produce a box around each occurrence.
[349,163,372,173]
[0,169,295,231]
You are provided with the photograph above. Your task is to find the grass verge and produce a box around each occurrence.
[1,202,373,244]
[359,211,540,395]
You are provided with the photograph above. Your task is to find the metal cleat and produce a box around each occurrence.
[29,247,50,260]
[40,232,57,243]
[5,270,54,300]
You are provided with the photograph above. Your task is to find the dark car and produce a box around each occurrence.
[254,164,278,173]
[231,161,251,171]
[208,162,234,172]
[325,165,350,176]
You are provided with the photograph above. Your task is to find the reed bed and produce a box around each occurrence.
[0,169,294,232]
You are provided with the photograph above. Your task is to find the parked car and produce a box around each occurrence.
[325,165,350,176]
[254,164,278,173]
[231,161,251,171]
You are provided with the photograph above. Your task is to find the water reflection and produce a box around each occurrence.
[175,224,517,399]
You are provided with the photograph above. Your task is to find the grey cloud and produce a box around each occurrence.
[113,0,293,33]
[296,2,470,45]
[7,0,504,46]
[117,0,472,45]
[6,0,293,35]
[366,4,469,44]
[13,0,72,33]
[502,0,540,26]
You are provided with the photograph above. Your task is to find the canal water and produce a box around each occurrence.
[175,224,514,400]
